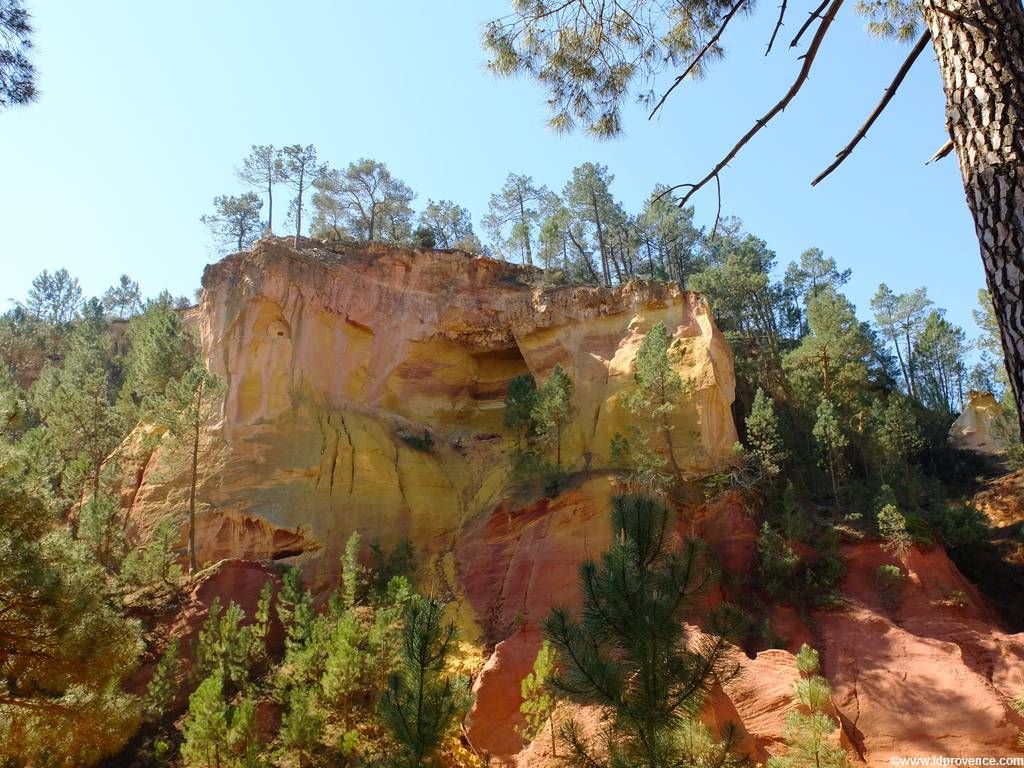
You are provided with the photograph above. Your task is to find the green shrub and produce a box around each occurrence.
[875,564,905,607]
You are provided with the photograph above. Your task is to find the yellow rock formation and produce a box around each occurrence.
[949,390,1009,455]
[123,238,737,590]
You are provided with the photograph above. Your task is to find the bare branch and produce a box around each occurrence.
[710,175,723,241]
[676,0,846,209]
[926,137,955,164]
[811,30,931,186]
[790,0,830,48]
[648,0,748,120]
[766,0,788,55]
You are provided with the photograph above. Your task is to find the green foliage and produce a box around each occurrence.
[482,173,548,265]
[757,522,845,607]
[369,537,416,597]
[25,267,82,325]
[484,1,734,137]
[543,493,746,768]
[379,595,472,767]
[794,644,820,676]
[532,365,574,476]
[757,522,800,602]
[875,564,905,607]
[125,292,196,409]
[0,443,142,766]
[746,388,787,481]
[928,503,990,549]
[143,639,181,723]
[278,687,324,767]
[32,313,127,502]
[418,199,481,251]
[518,639,558,753]
[121,516,184,595]
[622,321,685,479]
[876,504,911,559]
[201,192,264,253]
[504,372,538,442]
[102,274,143,319]
[339,531,364,612]
[767,644,850,768]
[277,567,314,657]
[193,598,255,692]
[182,674,262,768]
[812,398,847,507]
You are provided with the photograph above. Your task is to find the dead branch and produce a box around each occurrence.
[676,0,846,209]
[790,0,830,48]
[811,30,931,186]
[649,0,748,120]
[766,0,788,54]
[926,137,955,164]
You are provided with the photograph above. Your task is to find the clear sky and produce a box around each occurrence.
[0,1,984,341]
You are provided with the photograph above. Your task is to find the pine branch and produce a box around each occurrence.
[676,0,846,209]
[648,0,748,120]
[766,0,789,54]
[811,30,931,186]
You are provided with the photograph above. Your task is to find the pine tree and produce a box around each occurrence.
[320,610,365,726]
[278,687,323,768]
[181,674,230,768]
[248,582,273,667]
[812,399,847,508]
[517,639,558,755]
[766,645,850,768]
[152,363,225,573]
[746,388,787,481]
[143,639,180,723]
[623,322,685,479]
[503,372,538,449]
[124,292,195,409]
[102,274,143,319]
[876,504,912,560]
[532,365,574,476]
[236,145,286,234]
[193,599,253,692]
[543,493,746,768]
[33,312,126,504]
[121,516,184,595]
[340,531,364,612]
[0,444,142,765]
[276,567,314,656]
[379,595,472,767]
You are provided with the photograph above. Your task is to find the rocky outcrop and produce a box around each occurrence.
[949,391,1010,455]
[123,239,738,589]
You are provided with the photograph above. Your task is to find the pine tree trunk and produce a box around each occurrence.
[591,193,612,286]
[188,386,202,575]
[923,0,1024,437]
[267,176,274,234]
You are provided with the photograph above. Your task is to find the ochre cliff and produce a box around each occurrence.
[120,240,1024,767]
[123,238,738,588]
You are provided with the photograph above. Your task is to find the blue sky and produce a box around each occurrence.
[0,1,984,340]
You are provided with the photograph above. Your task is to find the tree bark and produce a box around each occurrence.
[188,383,203,575]
[924,0,1024,437]
[267,173,274,234]
[591,192,612,286]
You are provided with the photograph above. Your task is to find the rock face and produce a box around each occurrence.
[949,391,1009,454]
[123,239,738,589]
